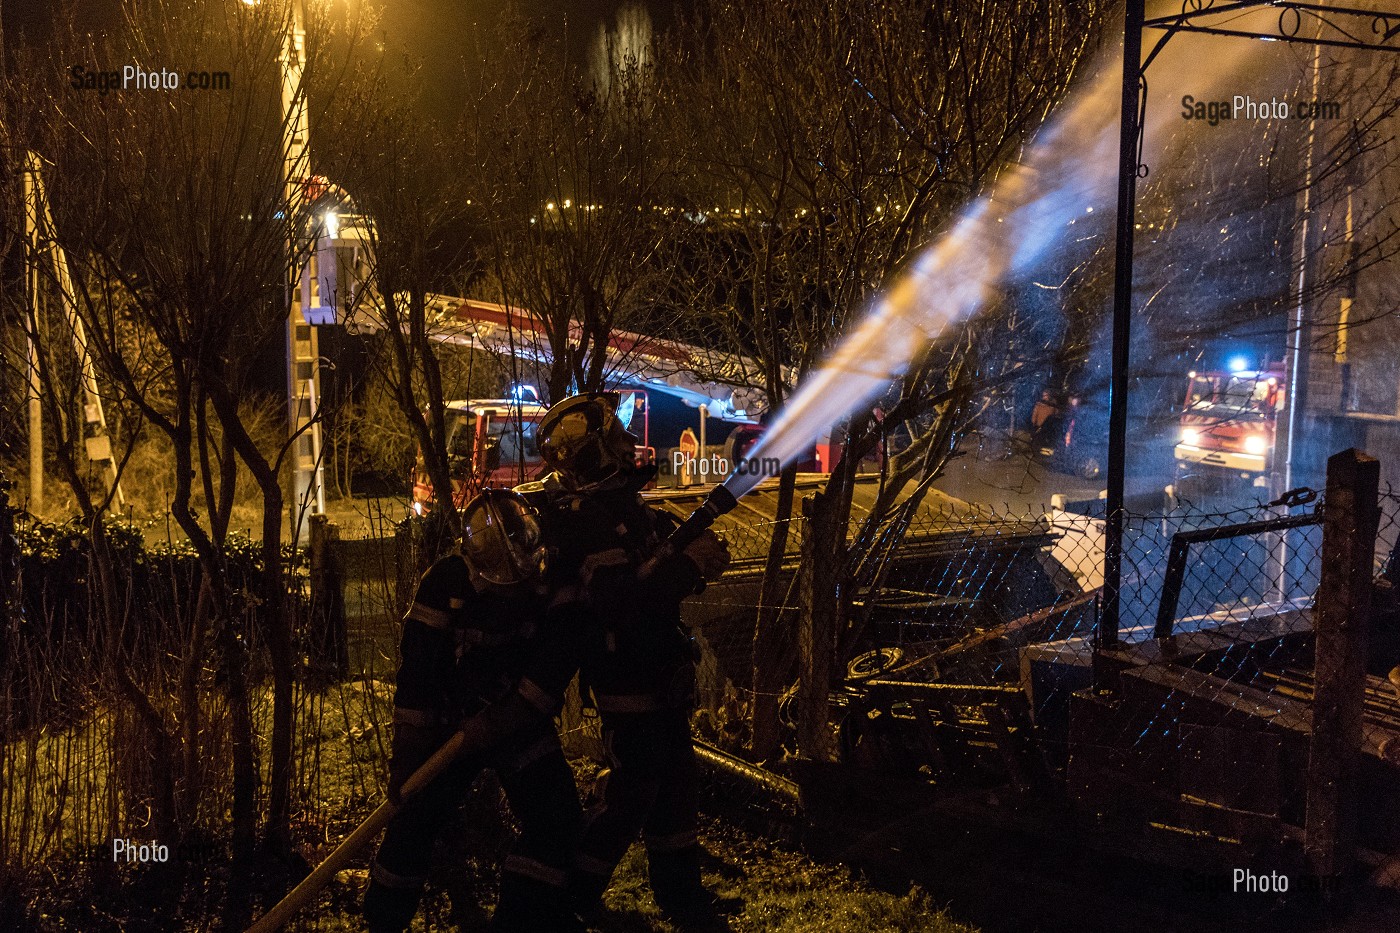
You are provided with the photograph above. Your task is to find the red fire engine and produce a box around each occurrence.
[411,387,653,512]
[1174,365,1285,488]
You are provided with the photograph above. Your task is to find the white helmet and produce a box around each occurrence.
[536,393,639,491]
[460,489,548,586]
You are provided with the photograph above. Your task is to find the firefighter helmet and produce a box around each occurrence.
[460,489,548,587]
[536,392,639,490]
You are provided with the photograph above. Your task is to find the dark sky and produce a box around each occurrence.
[2,0,676,118]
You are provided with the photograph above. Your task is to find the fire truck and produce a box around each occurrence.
[1173,365,1285,490]
[410,387,653,512]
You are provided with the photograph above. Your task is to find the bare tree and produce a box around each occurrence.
[668,0,1108,759]
[6,2,370,907]
[459,14,692,403]
[317,58,474,539]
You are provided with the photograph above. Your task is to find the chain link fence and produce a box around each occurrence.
[687,490,1322,739]
[1379,486,1400,585]
[682,472,1400,862]
[7,468,1399,885]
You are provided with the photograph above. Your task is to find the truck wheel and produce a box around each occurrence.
[846,647,904,681]
[1174,470,1206,504]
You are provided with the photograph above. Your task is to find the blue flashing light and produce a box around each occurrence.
[1227,355,1250,374]
[509,384,539,403]
[616,392,636,430]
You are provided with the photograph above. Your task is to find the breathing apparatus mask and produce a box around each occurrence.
[536,392,640,492]
[460,489,549,587]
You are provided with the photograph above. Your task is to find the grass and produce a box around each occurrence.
[286,747,974,933]
[596,817,973,933]
[6,676,978,933]
[287,811,974,933]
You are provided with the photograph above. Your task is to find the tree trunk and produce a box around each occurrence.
[309,514,348,680]
[254,472,294,853]
[208,386,295,854]
[91,520,179,840]
[179,578,213,821]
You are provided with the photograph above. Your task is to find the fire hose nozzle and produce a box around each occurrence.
[637,484,739,580]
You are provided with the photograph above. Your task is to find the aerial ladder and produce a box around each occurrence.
[21,151,124,512]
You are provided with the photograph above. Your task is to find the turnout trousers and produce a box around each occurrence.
[363,724,582,933]
[570,701,705,912]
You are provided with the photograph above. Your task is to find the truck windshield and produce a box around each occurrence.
[489,417,540,464]
[446,411,476,460]
[1185,375,1278,421]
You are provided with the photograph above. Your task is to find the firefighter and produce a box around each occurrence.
[362,489,584,933]
[522,392,733,924]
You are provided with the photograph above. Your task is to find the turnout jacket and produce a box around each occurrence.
[522,470,706,710]
[448,470,707,750]
[393,553,549,730]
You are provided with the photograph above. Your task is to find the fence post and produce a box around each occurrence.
[308,514,348,679]
[1305,448,1379,887]
[797,492,840,761]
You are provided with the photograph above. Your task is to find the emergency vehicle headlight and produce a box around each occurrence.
[1181,428,1200,446]
[1244,434,1268,456]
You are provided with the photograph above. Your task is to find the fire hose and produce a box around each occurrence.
[637,484,739,580]
[246,486,744,932]
[244,730,468,933]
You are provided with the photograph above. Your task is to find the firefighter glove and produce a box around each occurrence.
[682,530,730,582]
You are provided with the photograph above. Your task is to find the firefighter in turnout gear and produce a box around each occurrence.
[523,392,734,924]
[362,489,584,933]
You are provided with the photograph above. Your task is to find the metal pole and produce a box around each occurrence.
[1272,20,1324,605]
[26,344,43,516]
[282,0,324,543]
[1280,32,1323,499]
[1101,1,1145,662]
[22,164,43,516]
[699,403,709,477]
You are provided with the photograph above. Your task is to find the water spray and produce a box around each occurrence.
[642,24,1275,578]
[640,80,1113,577]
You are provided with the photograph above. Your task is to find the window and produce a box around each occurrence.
[489,417,540,465]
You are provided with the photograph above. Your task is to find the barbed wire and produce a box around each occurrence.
[684,486,1400,834]
[7,481,1400,876]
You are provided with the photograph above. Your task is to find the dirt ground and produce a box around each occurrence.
[792,781,1400,933]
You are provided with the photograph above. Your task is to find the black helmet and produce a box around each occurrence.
[460,489,548,586]
[537,392,638,490]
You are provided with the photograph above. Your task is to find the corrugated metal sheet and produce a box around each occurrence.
[644,474,1051,573]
